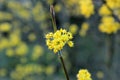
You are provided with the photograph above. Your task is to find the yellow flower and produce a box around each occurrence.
[45,28,74,53]
[79,0,94,18]
[6,48,14,57]
[77,69,92,80]
[79,22,89,37]
[11,64,43,80]
[0,23,11,32]
[106,0,120,9]
[45,65,55,75]
[28,33,36,42]
[99,4,111,16]
[96,71,104,79]
[99,16,120,34]
[15,42,28,56]
[31,45,44,60]
[67,41,74,47]
[0,38,9,50]
[69,24,78,34]
[9,34,21,47]
[0,12,13,21]
[54,4,62,13]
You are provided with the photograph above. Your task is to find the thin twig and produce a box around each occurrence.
[102,0,120,22]
[58,52,70,80]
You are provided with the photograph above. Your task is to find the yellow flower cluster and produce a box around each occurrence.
[6,42,28,57]
[99,16,120,34]
[77,69,92,80]
[8,2,31,20]
[78,0,94,18]
[45,28,74,53]
[10,64,55,80]
[32,2,47,22]
[99,4,112,16]
[79,22,89,37]
[10,64,44,80]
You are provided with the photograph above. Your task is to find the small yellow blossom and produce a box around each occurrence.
[96,71,104,79]
[28,33,36,42]
[54,4,62,13]
[99,4,111,16]
[79,22,89,37]
[15,42,28,56]
[45,65,55,75]
[77,69,92,80]
[31,45,44,60]
[6,48,14,57]
[9,34,21,47]
[45,28,74,53]
[69,24,78,34]
[67,41,74,47]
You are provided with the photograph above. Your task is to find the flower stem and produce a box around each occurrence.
[58,52,70,80]
[50,5,70,80]
[50,5,57,32]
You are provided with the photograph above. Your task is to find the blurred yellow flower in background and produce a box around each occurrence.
[9,33,21,47]
[28,33,36,42]
[6,48,14,57]
[0,23,12,32]
[77,69,92,80]
[99,4,112,16]
[15,42,28,56]
[106,0,120,9]
[96,71,104,79]
[54,4,62,13]
[79,22,89,37]
[11,64,44,80]
[32,2,47,22]
[0,68,7,77]
[0,12,13,21]
[47,0,54,5]
[0,38,9,50]
[31,45,44,60]
[99,16,120,34]
[45,65,55,75]
[78,0,94,18]
[69,24,78,35]
[45,28,74,53]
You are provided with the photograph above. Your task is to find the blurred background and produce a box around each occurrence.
[0,0,120,80]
